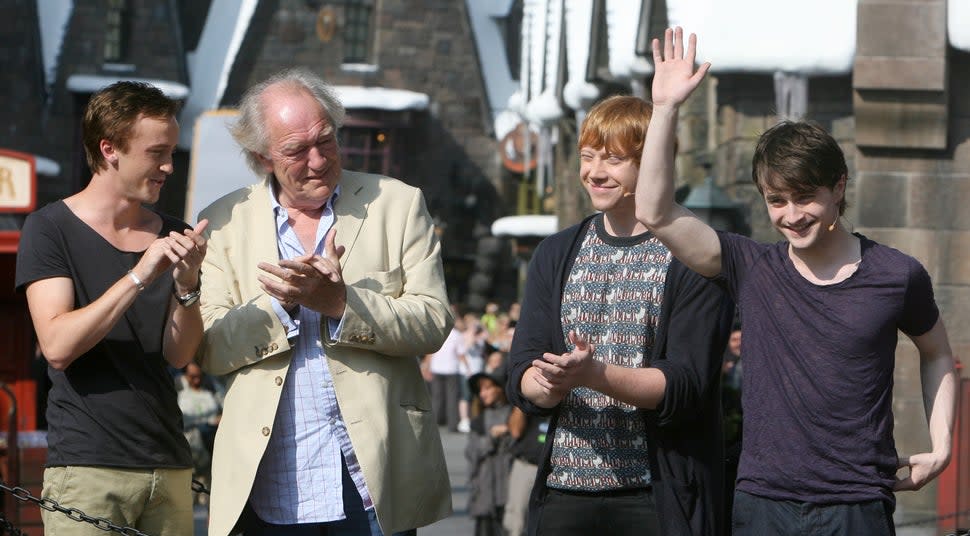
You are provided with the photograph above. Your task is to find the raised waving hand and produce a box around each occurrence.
[651,27,710,107]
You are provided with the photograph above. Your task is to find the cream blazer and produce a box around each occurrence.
[197,171,453,536]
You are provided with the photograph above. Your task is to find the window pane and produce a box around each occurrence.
[343,3,372,63]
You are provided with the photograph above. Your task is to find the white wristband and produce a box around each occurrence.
[127,270,146,292]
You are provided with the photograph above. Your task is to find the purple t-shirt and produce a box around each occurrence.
[716,232,938,506]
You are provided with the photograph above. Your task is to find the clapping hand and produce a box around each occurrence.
[258,227,348,318]
[132,219,209,290]
[530,331,601,397]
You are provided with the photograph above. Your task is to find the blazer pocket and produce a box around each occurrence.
[400,403,434,445]
[357,267,404,297]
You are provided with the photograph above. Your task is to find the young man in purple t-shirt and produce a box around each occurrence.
[634,27,957,534]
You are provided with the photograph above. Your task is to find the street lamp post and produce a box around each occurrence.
[681,172,748,235]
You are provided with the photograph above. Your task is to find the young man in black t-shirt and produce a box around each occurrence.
[15,81,208,535]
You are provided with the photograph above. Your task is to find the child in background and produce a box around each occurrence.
[466,367,514,536]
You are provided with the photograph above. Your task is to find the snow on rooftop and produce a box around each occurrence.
[34,156,60,176]
[332,86,429,111]
[36,0,73,90]
[606,0,642,79]
[67,74,190,99]
[178,0,258,149]
[563,1,599,110]
[465,0,519,129]
[950,0,970,52]
[491,214,558,237]
[666,0,857,75]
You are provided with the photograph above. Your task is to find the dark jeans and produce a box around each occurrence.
[430,373,461,431]
[243,457,416,536]
[535,487,660,536]
[732,490,895,536]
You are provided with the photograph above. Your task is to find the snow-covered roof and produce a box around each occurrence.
[465,0,519,132]
[67,74,190,99]
[562,1,599,110]
[491,214,558,237]
[332,86,429,111]
[36,0,73,90]
[35,156,60,176]
[950,0,970,52]
[605,0,643,79]
[178,0,258,149]
[666,0,857,75]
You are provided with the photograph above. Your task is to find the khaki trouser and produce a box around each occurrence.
[41,466,193,536]
[503,458,539,536]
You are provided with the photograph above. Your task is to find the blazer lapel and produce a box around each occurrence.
[332,170,368,266]
[250,181,284,266]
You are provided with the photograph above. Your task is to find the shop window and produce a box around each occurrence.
[340,125,396,176]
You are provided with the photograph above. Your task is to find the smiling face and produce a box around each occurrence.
[260,87,342,210]
[763,176,844,250]
[580,146,639,214]
[107,114,179,204]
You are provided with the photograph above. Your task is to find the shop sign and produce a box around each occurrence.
[0,149,36,213]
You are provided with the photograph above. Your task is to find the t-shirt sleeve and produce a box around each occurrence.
[898,258,940,337]
[713,230,766,301]
[15,210,70,292]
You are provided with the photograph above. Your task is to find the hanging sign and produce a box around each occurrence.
[0,149,36,213]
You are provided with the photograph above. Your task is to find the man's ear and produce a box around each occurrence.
[101,139,118,164]
[834,174,847,201]
[255,152,274,173]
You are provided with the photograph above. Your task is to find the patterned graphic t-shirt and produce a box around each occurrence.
[548,216,671,491]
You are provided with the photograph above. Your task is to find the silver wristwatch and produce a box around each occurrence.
[173,284,202,307]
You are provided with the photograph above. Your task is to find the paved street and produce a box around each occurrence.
[193,427,474,535]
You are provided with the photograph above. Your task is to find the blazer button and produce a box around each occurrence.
[262,426,271,437]
[275,376,283,386]
[270,343,278,351]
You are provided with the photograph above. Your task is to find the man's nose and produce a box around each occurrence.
[308,145,327,170]
[587,158,607,178]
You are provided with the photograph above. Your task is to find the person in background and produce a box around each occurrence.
[459,310,489,433]
[425,318,467,433]
[178,361,222,485]
[466,367,514,536]
[507,93,734,535]
[196,67,452,536]
[502,406,548,536]
[720,324,743,535]
[15,80,206,535]
[481,302,500,337]
[636,27,956,534]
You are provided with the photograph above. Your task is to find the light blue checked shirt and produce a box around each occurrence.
[249,185,374,523]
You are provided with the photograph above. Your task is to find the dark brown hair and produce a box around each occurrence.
[752,121,849,214]
[82,81,179,172]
